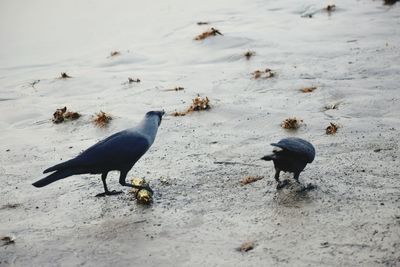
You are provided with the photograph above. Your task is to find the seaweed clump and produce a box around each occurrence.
[252,68,275,79]
[194,27,223,40]
[300,86,317,93]
[326,122,339,135]
[93,111,112,127]
[52,107,81,124]
[172,95,210,116]
[240,176,263,185]
[190,95,210,111]
[281,117,303,129]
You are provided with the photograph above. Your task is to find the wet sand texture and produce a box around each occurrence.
[0,0,399,266]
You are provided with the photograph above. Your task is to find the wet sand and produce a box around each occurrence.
[0,0,399,266]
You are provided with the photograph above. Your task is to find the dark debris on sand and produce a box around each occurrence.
[281,117,303,130]
[128,77,141,83]
[164,86,184,92]
[52,107,81,124]
[240,176,263,185]
[93,111,112,127]
[323,102,340,111]
[110,51,121,57]
[59,72,72,79]
[236,241,255,252]
[300,86,317,93]
[244,51,256,60]
[172,95,210,116]
[325,5,336,12]
[1,236,15,246]
[326,122,339,135]
[252,68,275,79]
[195,27,223,40]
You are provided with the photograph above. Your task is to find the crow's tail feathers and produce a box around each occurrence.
[33,169,77,188]
[43,158,77,173]
[261,154,276,161]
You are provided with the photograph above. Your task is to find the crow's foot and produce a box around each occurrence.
[276,180,289,190]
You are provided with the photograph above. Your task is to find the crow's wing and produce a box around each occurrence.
[271,137,315,163]
[44,130,150,173]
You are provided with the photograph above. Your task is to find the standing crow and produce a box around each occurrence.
[261,137,315,189]
[33,110,165,196]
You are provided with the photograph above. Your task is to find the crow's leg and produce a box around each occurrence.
[293,172,301,184]
[293,172,306,190]
[274,168,281,183]
[275,168,288,190]
[118,170,130,187]
[119,171,154,194]
[96,172,123,197]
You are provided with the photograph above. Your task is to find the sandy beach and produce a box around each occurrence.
[1,0,399,266]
